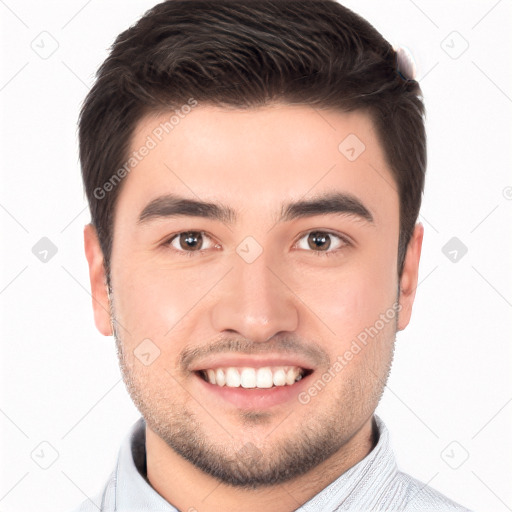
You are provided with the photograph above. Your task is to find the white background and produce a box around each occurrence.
[0,1,511,511]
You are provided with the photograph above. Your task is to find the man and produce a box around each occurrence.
[73,0,472,510]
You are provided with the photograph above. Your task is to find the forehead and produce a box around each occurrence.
[115,104,397,226]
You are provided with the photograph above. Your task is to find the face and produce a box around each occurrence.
[84,104,423,487]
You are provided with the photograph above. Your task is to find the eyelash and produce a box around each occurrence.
[161,230,351,258]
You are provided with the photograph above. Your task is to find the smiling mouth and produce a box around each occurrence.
[196,366,314,389]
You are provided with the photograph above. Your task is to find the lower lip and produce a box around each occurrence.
[194,372,313,410]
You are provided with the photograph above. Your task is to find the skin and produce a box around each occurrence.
[84,104,423,512]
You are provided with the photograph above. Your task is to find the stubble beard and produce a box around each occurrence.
[109,288,397,488]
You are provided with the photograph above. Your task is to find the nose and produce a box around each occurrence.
[210,250,299,343]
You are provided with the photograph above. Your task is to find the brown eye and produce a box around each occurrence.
[178,231,203,251]
[295,230,349,256]
[167,231,218,254]
[307,232,331,251]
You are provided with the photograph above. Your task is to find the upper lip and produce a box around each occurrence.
[189,354,316,372]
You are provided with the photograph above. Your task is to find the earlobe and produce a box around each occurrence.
[83,223,113,336]
[397,222,424,332]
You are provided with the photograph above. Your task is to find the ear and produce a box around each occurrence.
[397,222,424,331]
[83,223,113,336]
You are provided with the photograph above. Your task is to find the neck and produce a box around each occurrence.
[145,416,378,512]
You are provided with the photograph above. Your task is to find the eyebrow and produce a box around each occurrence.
[137,192,374,226]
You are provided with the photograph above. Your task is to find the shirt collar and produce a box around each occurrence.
[116,417,178,511]
[115,414,397,511]
[297,414,398,510]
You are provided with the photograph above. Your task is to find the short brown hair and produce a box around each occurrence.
[79,0,426,281]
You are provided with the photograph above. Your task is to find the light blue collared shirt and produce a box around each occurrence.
[69,415,473,512]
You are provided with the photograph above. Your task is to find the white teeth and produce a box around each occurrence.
[216,368,226,387]
[240,368,256,388]
[286,368,297,385]
[256,367,273,388]
[272,369,286,386]
[201,366,306,388]
[225,367,241,387]
[206,369,216,385]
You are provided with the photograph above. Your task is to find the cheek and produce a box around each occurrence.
[111,259,225,346]
[293,258,398,344]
